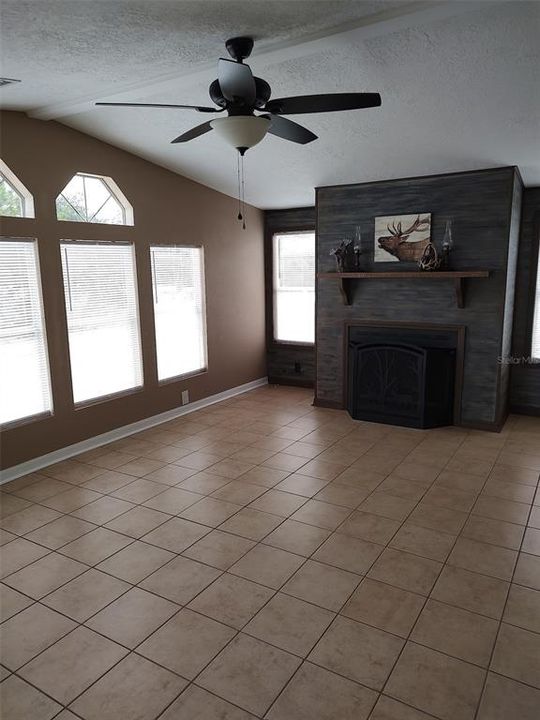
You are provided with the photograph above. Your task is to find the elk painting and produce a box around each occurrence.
[374,213,431,263]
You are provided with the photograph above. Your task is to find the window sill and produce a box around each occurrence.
[0,410,52,431]
[57,218,134,227]
[158,368,208,386]
[271,340,315,349]
[518,361,540,370]
[74,385,144,410]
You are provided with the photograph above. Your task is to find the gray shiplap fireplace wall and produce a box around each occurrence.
[315,167,523,430]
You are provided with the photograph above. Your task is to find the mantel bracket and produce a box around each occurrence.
[455,277,465,308]
[339,278,353,306]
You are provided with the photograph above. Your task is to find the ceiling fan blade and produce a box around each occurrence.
[96,102,220,113]
[171,121,213,144]
[218,58,256,104]
[265,114,317,145]
[265,93,381,115]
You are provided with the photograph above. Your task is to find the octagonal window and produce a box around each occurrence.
[0,159,35,218]
[56,172,133,225]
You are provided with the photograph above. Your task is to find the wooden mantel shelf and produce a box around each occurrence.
[317,270,490,308]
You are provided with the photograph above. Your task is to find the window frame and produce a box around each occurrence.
[268,228,316,348]
[60,239,144,408]
[56,172,134,226]
[0,159,35,218]
[0,236,53,429]
[150,244,208,385]
[526,211,540,363]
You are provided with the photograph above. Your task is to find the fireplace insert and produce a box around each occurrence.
[348,342,455,428]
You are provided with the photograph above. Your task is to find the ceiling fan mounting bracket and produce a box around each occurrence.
[225,37,254,63]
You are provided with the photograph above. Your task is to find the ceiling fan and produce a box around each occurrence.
[96,36,382,154]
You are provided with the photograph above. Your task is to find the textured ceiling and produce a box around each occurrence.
[0,0,396,109]
[1,0,539,208]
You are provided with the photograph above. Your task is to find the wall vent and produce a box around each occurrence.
[0,78,21,88]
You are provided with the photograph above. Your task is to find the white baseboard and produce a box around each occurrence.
[1,377,268,485]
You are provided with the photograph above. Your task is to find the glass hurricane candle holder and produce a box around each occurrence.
[442,219,454,269]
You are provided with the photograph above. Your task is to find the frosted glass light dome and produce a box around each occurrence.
[210,115,270,151]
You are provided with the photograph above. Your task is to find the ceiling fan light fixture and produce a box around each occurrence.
[210,115,270,153]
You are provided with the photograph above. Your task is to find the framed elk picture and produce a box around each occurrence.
[374,213,431,263]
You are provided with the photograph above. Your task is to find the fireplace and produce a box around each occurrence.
[345,323,464,429]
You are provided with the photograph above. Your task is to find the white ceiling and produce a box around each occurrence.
[1,0,539,209]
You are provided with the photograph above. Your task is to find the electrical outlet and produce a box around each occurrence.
[181,390,189,405]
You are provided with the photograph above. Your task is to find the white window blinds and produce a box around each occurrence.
[61,242,143,404]
[532,256,540,359]
[150,246,207,381]
[273,231,315,344]
[0,239,52,424]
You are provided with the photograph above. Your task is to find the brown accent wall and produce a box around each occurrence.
[0,111,266,469]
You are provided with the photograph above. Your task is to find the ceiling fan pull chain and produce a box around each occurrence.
[237,151,243,222]
[241,153,246,230]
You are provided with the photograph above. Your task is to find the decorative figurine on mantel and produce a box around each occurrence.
[330,235,362,272]
[418,241,442,271]
[418,219,454,271]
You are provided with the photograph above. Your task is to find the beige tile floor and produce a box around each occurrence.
[1,385,540,720]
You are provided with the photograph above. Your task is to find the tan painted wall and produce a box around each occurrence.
[0,111,266,469]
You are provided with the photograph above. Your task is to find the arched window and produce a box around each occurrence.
[56,172,133,225]
[0,159,35,218]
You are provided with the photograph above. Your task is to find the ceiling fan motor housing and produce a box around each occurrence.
[209,77,271,110]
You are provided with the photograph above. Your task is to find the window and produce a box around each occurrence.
[273,231,315,344]
[0,173,23,217]
[0,159,35,218]
[56,173,133,225]
[0,239,52,425]
[532,250,540,359]
[150,246,207,381]
[61,242,143,404]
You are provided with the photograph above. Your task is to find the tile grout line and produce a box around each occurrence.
[472,465,540,720]
[262,426,467,718]
[6,466,538,716]
[377,425,538,719]
[369,429,487,716]
[2,391,539,719]
[1,391,316,715]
